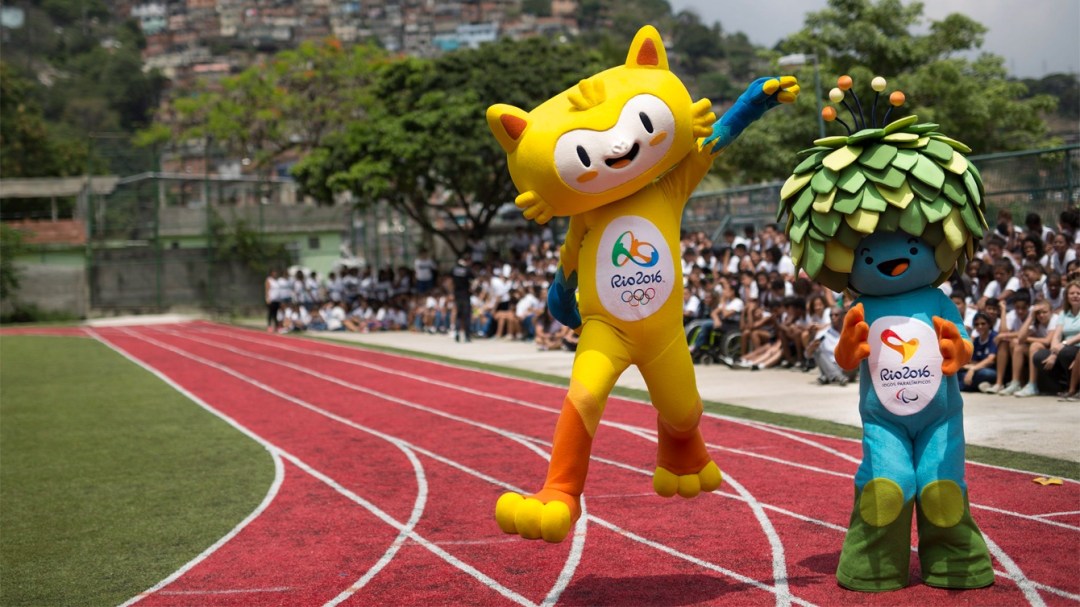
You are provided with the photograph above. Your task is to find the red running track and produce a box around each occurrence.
[20,322,1080,606]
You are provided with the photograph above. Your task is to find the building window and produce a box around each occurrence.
[308,236,320,249]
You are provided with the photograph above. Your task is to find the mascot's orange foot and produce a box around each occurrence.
[495,489,579,543]
[653,460,722,498]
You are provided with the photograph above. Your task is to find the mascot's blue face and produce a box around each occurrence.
[849,230,937,296]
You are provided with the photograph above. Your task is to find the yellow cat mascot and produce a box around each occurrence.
[487,25,797,542]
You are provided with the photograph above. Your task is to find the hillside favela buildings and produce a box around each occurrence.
[128,0,581,86]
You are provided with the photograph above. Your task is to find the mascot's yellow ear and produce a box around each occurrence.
[486,104,530,153]
[625,25,669,71]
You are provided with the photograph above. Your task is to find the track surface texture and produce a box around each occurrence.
[18,322,1080,606]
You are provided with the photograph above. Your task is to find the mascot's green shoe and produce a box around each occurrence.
[836,478,915,592]
[916,481,995,589]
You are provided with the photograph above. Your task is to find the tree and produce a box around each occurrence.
[717,0,1057,183]
[169,39,382,182]
[292,36,607,258]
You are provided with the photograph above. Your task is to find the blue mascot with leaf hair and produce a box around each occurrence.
[778,75,995,591]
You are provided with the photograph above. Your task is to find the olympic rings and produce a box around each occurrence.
[620,287,656,306]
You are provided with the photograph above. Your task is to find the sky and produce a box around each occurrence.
[668,0,1079,79]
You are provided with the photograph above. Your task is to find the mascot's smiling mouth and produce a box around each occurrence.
[606,143,640,169]
[877,258,910,277]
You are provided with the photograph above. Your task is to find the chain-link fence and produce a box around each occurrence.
[16,143,1076,317]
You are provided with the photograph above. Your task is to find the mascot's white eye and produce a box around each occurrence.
[554,94,677,194]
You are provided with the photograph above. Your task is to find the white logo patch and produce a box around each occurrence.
[867,316,943,416]
[594,216,674,321]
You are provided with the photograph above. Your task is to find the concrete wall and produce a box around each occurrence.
[7,263,89,317]
[89,247,264,313]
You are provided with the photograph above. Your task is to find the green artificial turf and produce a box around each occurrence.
[0,335,273,607]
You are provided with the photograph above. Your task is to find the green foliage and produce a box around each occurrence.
[0,336,271,605]
[0,1,165,180]
[0,63,86,178]
[787,0,1055,152]
[724,0,1059,181]
[293,36,606,257]
[173,40,382,180]
[1023,73,1079,118]
[210,215,292,276]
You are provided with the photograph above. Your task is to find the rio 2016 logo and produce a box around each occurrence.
[881,329,919,363]
[611,231,658,268]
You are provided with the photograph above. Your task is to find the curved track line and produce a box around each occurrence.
[290,327,1080,483]
[984,534,1048,607]
[620,426,793,607]
[197,326,1078,530]
[93,330,289,607]
[195,327,856,478]
[125,328,584,607]
[184,326,1075,602]
[167,328,797,606]
[115,329,435,606]
[144,326,804,604]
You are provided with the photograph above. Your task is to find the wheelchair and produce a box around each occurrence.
[685,318,742,366]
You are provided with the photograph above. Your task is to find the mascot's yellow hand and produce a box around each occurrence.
[691,98,717,138]
[515,190,555,225]
[766,75,800,104]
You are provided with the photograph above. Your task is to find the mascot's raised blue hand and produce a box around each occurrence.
[704,75,799,153]
[548,267,582,330]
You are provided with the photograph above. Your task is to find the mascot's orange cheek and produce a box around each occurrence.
[577,171,599,184]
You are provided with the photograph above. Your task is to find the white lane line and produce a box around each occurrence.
[184,326,1075,603]
[1035,510,1080,519]
[143,326,809,606]
[95,329,288,607]
[618,425,793,607]
[197,326,855,478]
[128,325,1078,605]
[197,325,1080,530]
[161,326,794,607]
[121,327,582,607]
[101,329,439,607]
[984,534,1048,607]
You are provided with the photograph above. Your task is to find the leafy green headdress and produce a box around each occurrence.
[778,75,989,293]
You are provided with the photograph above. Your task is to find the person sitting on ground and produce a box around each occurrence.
[493,287,523,339]
[534,308,568,351]
[985,300,1055,395]
[514,285,543,340]
[805,304,852,385]
[978,259,1021,311]
[800,294,831,366]
[1041,232,1077,277]
[777,296,807,369]
[983,292,1030,390]
[1019,280,1080,397]
[951,294,976,335]
[734,300,787,370]
[960,313,998,392]
[1043,270,1064,311]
